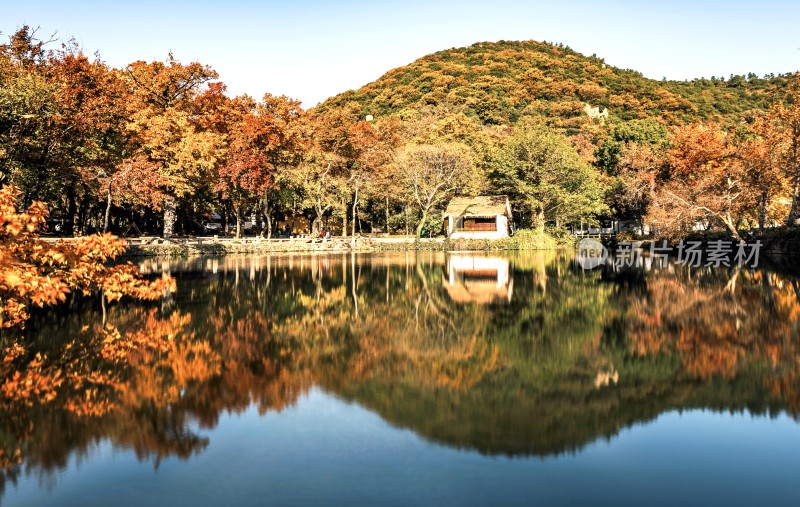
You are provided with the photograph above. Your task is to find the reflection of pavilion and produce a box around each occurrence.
[444,255,513,304]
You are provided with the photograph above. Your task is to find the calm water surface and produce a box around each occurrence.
[2,251,800,506]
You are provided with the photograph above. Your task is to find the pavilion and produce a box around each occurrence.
[443,195,512,239]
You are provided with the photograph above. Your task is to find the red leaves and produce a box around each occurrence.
[212,94,305,199]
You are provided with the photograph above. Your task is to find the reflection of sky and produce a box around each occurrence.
[7,388,800,507]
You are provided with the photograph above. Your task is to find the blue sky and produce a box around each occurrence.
[3,0,799,107]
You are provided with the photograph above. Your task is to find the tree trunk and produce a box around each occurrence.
[757,191,768,230]
[721,212,741,241]
[351,183,359,246]
[188,202,198,236]
[235,203,242,238]
[103,182,112,233]
[341,197,347,237]
[65,185,77,237]
[77,191,89,236]
[163,198,177,239]
[385,194,390,234]
[532,206,545,231]
[788,177,800,226]
[416,207,428,239]
[787,131,800,225]
[263,190,273,239]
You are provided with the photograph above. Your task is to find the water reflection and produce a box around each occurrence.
[445,254,513,304]
[1,251,800,494]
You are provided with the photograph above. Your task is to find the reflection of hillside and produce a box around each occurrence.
[333,372,785,457]
[2,252,800,485]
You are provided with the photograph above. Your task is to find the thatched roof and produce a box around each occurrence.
[443,196,511,217]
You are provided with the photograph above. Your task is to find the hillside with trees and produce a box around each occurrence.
[316,39,788,128]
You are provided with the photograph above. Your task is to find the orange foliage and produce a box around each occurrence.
[0,185,175,328]
[626,269,800,383]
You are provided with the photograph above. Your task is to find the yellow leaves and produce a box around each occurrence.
[0,187,48,238]
[124,82,221,201]
[0,306,193,424]
[166,340,222,386]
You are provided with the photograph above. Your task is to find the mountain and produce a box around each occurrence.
[316,40,790,128]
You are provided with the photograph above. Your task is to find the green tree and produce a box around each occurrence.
[595,119,668,175]
[0,27,57,201]
[490,124,607,229]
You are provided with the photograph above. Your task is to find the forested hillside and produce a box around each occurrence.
[317,40,788,128]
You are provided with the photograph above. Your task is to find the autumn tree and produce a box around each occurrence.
[291,150,348,235]
[195,86,305,238]
[301,104,389,237]
[762,76,800,225]
[0,27,129,236]
[609,142,661,230]
[345,117,399,238]
[249,94,306,237]
[51,49,130,234]
[299,109,354,236]
[738,116,791,229]
[122,55,219,238]
[0,185,174,329]
[401,109,498,194]
[365,116,403,233]
[647,123,756,240]
[395,143,473,238]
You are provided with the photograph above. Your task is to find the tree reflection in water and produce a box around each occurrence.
[1,251,799,490]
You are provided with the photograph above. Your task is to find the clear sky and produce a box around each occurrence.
[3,0,799,107]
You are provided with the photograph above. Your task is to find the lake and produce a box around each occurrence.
[2,251,799,506]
